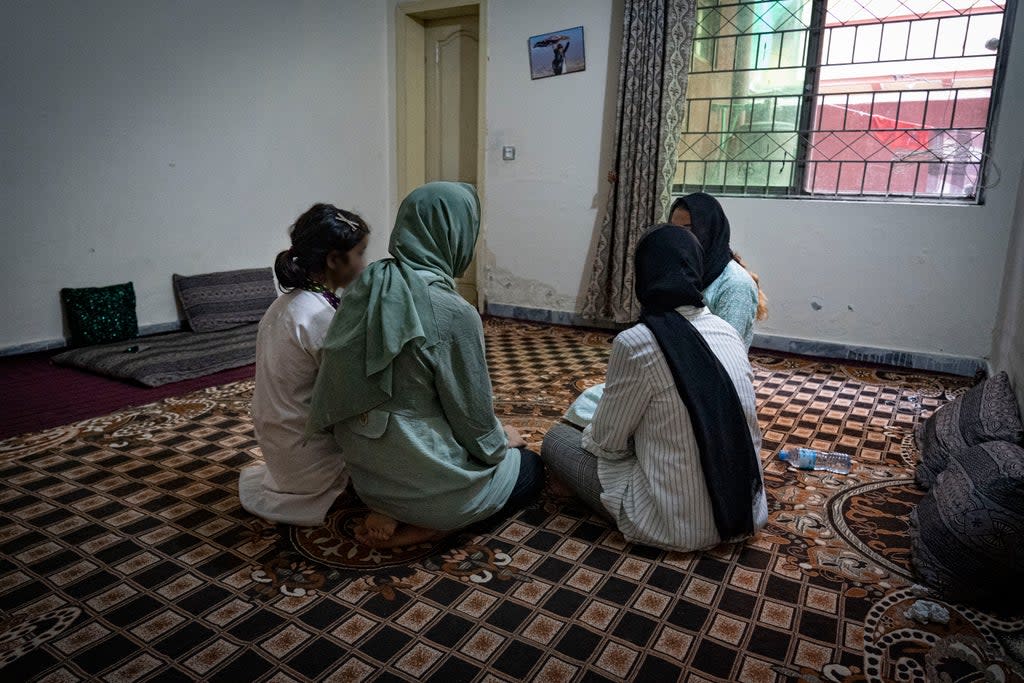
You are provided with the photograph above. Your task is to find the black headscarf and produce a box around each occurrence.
[636,225,762,542]
[675,192,732,289]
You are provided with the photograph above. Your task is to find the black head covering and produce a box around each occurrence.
[636,225,762,542]
[635,226,706,312]
[675,192,732,289]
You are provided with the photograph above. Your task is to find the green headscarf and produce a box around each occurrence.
[306,181,480,434]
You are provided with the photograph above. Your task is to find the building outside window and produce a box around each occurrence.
[675,0,1014,201]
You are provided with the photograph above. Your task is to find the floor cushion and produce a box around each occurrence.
[173,268,277,332]
[52,323,258,387]
[60,282,138,347]
[915,371,1023,489]
[910,439,1024,611]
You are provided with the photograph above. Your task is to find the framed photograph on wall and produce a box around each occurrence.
[528,26,585,80]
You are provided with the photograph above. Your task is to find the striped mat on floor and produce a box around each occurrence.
[51,324,258,388]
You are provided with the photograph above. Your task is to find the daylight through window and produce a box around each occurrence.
[675,0,1012,201]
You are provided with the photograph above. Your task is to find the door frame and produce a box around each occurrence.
[396,0,487,311]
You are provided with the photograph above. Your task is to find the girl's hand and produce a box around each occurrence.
[503,424,527,449]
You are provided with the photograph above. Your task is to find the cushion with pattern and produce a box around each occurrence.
[914,371,1023,489]
[910,439,1024,611]
[173,268,277,333]
[60,282,138,347]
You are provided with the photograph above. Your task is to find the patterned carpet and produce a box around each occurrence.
[1,318,1022,682]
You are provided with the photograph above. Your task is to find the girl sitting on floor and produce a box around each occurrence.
[667,192,767,347]
[566,191,767,427]
[239,204,369,527]
[541,224,767,552]
[307,182,544,549]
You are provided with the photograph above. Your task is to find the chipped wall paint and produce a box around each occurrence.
[482,0,620,318]
[485,263,578,312]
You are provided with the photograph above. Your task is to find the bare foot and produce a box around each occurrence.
[364,512,398,543]
[355,523,448,549]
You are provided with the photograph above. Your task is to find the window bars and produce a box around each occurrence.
[674,0,1013,201]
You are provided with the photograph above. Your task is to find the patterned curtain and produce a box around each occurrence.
[580,0,695,323]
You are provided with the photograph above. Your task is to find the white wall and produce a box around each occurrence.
[0,0,394,350]
[991,159,1024,408]
[483,0,621,312]
[481,1,1024,362]
[3,0,1022,364]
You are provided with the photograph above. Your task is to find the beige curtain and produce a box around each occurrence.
[581,0,695,323]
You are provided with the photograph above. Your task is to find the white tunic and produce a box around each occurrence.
[582,306,768,551]
[239,289,349,526]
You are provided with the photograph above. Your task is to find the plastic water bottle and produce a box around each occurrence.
[778,447,852,474]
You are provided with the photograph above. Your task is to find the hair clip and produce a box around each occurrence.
[336,212,361,230]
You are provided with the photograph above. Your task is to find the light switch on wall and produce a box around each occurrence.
[501,145,516,161]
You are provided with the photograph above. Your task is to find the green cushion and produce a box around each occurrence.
[60,282,138,347]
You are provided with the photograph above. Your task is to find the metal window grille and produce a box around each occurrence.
[674,0,1014,201]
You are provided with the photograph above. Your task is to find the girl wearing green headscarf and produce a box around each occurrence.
[307,182,544,547]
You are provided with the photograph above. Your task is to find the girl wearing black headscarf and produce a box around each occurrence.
[669,192,767,347]
[563,192,766,430]
[542,226,767,551]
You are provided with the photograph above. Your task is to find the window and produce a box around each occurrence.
[675,0,1013,201]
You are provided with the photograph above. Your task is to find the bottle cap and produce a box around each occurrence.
[778,450,791,461]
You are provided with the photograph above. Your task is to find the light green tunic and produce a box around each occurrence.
[331,282,520,530]
[307,182,519,531]
[701,259,758,349]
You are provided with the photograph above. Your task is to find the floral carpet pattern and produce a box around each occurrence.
[1,318,1022,682]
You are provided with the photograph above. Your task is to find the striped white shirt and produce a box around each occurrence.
[582,306,768,551]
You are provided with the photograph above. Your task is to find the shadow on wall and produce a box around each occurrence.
[576,0,626,312]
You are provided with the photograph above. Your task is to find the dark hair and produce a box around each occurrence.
[668,195,768,320]
[273,204,370,291]
[668,195,688,218]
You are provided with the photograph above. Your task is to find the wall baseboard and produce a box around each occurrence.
[7,306,987,378]
[485,303,620,330]
[0,321,184,358]
[751,333,985,377]
[485,303,986,378]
